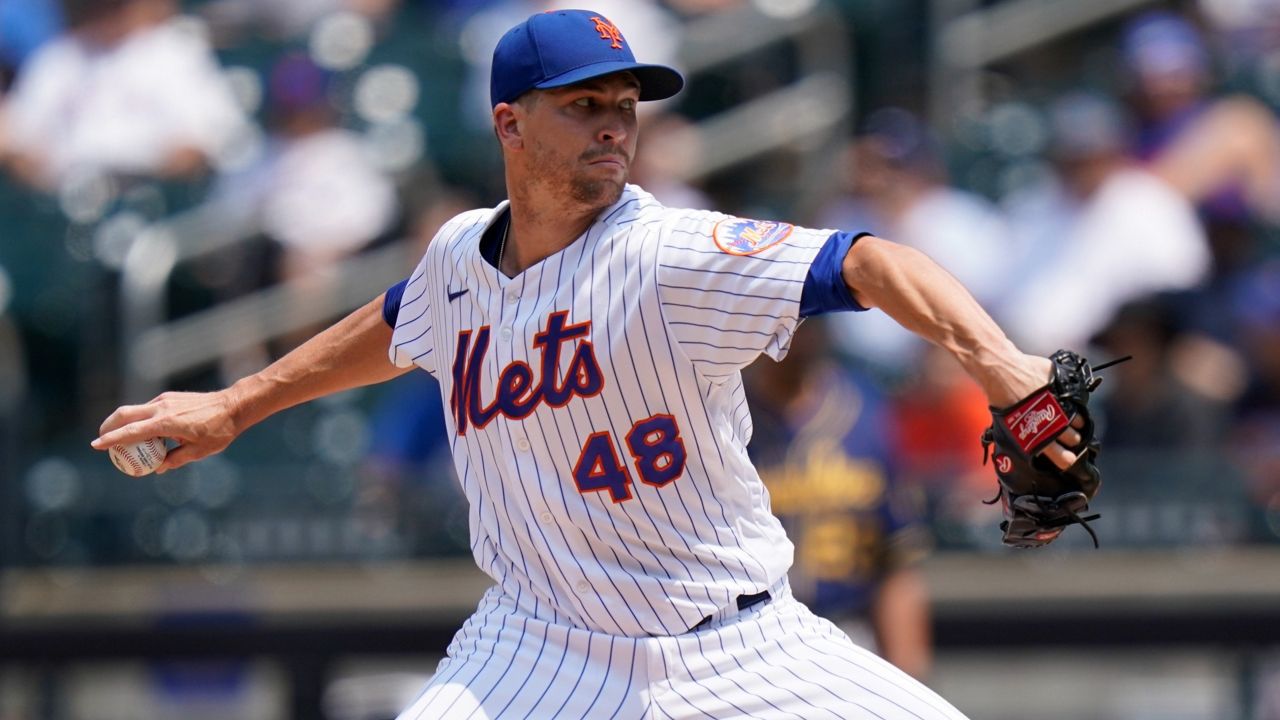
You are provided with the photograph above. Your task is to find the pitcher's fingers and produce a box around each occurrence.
[156,444,198,474]
[1040,443,1078,471]
[1057,427,1083,448]
[97,404,158,437]
[92,417,172,450]
[1070,414,1085,430]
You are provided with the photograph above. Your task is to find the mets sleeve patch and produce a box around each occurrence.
[712,218,794,256]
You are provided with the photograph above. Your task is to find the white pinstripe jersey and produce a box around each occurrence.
[389,184,838,638]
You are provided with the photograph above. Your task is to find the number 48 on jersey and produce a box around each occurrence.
[573,414,686,503]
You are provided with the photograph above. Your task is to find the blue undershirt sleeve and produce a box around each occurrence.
[798,231,871,318]
[382,278,409,328]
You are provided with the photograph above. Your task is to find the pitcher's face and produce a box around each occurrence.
[518,72,641,209]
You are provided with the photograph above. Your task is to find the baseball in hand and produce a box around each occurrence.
[109,438,168,477]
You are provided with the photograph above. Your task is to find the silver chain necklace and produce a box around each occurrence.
[497,215,510,271]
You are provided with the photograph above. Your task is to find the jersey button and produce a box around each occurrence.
[506,294,518,305]
[500,327,512,340]
[515,437,531,452]
[575,581,591,594]
[539,512,554,524]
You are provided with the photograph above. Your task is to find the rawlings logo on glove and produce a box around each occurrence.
[1006,396,1068,445]
[981,350,1129,548]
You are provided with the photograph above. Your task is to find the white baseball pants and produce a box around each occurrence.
[397,578,970,719]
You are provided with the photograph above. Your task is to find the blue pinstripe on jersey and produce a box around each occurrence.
[631,234,760,589]
[662,245,817,265]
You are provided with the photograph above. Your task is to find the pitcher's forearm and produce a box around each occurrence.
[91,295,412,469]
[841,236,1047,406]
[226,295,410,433]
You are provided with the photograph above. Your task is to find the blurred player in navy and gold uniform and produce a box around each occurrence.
[744,317,935,681]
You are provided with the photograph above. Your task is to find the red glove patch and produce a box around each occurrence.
[999,387,1069,455]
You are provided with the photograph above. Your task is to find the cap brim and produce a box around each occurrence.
[534,61,684,102]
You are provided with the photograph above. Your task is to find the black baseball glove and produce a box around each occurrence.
[980,350,1125,548]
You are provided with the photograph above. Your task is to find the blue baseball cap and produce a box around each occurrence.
[490,9,684,107]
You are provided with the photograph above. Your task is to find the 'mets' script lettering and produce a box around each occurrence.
[450,311,604,434]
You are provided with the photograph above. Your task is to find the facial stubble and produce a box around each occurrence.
[528,137,627,210]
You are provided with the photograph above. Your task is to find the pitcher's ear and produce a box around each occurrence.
[494,102,524,151]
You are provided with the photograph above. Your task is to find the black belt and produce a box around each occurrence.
[690,590,772,632]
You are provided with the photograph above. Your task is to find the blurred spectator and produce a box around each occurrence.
[890,344,993,499]
[1122,10,1214,161]
[1149,94,1280,225]
[402,183,480,258]
[0,0,63,87]
[1090,295,1233,450]
[0,262,23,478]
[1006,86,1280,353]
[629,111,713,210]
[363,187,476,484]
[358,189,478,557]
[1001,92,1210,354]
[1197,0,1280,69]
[205,52,400,371]
[819,108,1016,369]
[745,319,934,681]
[1232,260,1280,415]
[1123,10,1267,234]
[0,0,249,191]
[359,368,468,555]
[256,53,399,280]
[1227,259,1280,507]
[200,0,400,43]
